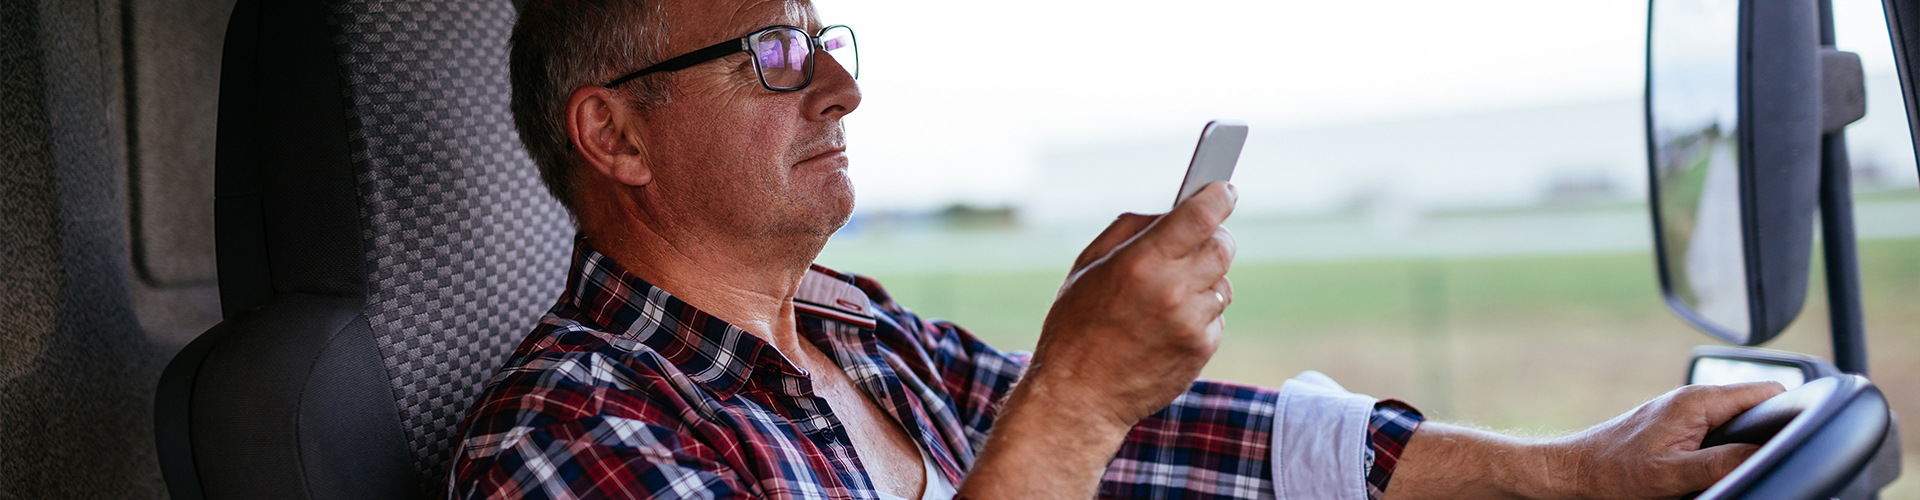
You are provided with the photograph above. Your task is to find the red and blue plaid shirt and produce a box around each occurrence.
[447,241,1421,499]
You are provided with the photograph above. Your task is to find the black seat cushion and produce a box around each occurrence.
[169,0,572,497]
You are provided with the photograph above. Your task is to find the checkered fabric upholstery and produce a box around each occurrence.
[325,0,571,491]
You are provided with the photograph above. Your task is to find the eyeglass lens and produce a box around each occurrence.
[750,26,858,90]
[753,28,811,89]
[820,26,857,80]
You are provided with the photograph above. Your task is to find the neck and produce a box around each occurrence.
[580,197,828,350]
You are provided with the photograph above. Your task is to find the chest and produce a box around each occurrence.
[787,338,928,499]
[649,315,971,498]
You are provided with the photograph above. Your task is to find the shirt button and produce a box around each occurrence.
[821,432,838,444]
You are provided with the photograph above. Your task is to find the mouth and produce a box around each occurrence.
[793,126,849,170]
[794,146,847,169]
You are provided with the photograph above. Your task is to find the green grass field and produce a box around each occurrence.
[862,237,1920,496]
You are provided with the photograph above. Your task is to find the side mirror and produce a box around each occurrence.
[1645,0,1827,345]
[1687,345,1841,389]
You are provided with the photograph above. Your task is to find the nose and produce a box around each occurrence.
[803,52,861,121]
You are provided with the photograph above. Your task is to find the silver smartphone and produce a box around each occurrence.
[1172,120,1249,208]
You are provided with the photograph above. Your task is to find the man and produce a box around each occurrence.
[447,0,1786,498]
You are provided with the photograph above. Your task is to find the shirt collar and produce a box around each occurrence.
[562,239,878,398]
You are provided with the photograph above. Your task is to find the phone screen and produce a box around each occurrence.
[1174,120,1249,208]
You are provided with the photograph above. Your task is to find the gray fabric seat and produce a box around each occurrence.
[152,0,571,498]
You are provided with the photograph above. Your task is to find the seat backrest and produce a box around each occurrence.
[154,0,572,497]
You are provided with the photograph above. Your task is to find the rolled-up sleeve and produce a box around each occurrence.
[1272,371,1423,500]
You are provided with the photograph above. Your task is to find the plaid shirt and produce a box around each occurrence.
[448,241,1422,499]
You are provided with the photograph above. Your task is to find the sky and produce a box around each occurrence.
[812,0,1908,214]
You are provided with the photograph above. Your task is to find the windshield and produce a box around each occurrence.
[817,1,1920,491]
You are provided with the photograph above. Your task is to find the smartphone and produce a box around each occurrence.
[1173,120,1248,209]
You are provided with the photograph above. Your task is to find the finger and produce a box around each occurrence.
[1695,382,1788,428]
[1166,227,1237,296]
[1073,213,1159,272]
[1682,443,1760,489]
[1179,278,1235,330]
[1186,226,1237,269]
[1208,277,1233,313]
[1139,182,1237,258]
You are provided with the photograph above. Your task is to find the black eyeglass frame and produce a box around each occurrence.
[601,24,857,92]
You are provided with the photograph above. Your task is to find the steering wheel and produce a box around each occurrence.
[1693,375,1890,500]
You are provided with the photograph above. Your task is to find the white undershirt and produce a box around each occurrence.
[874,445,957,500]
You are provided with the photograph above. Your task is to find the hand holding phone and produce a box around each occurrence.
[1173,120,1248,208]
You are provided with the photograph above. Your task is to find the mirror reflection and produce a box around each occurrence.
[1648,0,1751,340]
[1691,357,1809,389]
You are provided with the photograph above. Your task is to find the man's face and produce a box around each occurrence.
[627,0,861,244]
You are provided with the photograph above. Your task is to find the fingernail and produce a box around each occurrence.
[1226,183,1238,200]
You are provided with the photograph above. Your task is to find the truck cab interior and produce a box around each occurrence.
[1,0,1916,498]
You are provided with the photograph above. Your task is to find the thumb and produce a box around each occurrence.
[1687,443,1761,488]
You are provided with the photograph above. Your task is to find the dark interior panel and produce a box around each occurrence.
[128,0,234,288]
[0,0,229,497]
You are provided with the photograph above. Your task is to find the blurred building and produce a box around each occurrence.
[1022,73,1914,225]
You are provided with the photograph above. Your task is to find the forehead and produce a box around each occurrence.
[659,0,820,48]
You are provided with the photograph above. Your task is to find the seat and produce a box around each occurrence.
[152,0,573,498]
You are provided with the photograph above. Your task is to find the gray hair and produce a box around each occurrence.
[509,0,673,218]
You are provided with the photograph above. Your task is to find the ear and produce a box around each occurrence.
[565,86,651,187]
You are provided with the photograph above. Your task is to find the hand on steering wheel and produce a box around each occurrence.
[1534,382,1782,500]
[1692,375,1891,500]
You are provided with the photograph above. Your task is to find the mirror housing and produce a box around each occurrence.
[1645,0,1824,345]
[1687,345,1840,389]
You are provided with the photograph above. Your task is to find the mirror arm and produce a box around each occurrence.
[1822,49,1868,134]
[1819,128,1869,375]
[1817,0,1869,376]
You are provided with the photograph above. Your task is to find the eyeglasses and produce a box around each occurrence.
[602,25,858,92]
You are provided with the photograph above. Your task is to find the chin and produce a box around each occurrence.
[779,175,855,238]
[812,190,857,237]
